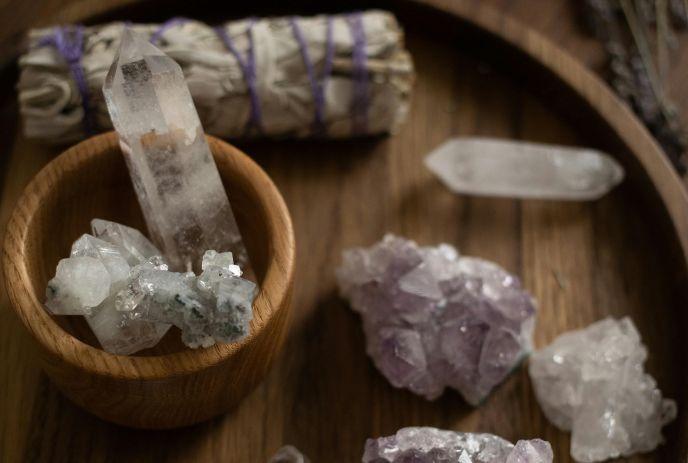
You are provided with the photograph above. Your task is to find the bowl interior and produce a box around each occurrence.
[23,136,271,356]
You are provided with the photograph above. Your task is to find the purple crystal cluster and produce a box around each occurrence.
[362,427,553,463]
[336,234,537,405]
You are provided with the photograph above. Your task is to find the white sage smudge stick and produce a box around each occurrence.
[17,10,414,144]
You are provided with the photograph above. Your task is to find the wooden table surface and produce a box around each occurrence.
[1,1,687,462]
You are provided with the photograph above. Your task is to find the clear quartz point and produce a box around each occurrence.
[102,27,250,272]
[425,138,625,201]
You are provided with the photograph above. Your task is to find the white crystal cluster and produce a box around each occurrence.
[336,234,537,405]
[425,138,624,201]
[47,219,171,354]
[362,427,553,463]
[529,317,676,462]
[117,249,256,348]
[45,219,256,354]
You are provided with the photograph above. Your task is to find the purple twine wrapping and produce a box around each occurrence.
[38,25,94,136]
[150,17,188,44]
[215,20,263,134]
[347,12,369,135]
[290,16,334,135]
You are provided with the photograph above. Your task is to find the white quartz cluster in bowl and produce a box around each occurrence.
[336,234,537,405]
[45,219,257,354]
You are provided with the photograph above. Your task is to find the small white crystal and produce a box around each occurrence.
[87,295,171,355]
[46,257,111,315]
[71,234,130,285]
[91,218,162,266]
[529,317,676,462]
[425,138,624,201]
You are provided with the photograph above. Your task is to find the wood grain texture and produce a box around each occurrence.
[2,133,295,428]
[0,0,686,462]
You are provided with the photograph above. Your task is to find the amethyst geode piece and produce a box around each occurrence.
[363,427,553,463]
[336,235,537,405]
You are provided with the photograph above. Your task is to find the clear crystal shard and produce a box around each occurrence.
[87,295,171,356]
[102,28,249,271]
[362,427,553,463]
[71,234,131,283]
[425,138,625,201]
[91,218,162,266]
[269,446,310,463]
[529,317,676,462]
[336,234,537,405]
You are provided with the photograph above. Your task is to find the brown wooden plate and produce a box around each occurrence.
[0,0,686,461]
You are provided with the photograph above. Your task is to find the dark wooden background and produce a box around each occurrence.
[1,0,687,462]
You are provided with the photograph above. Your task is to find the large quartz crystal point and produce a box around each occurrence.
[362,427,553,463]
[529,317,677,462]
[102,27,249,272]
[425,138,625,201]
[336,234,537,405]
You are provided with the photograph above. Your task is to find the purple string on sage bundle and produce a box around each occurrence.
[38,25,94,136]
[290,16,335,135]
[215,19,263,134]
[150,17,189,44]
[347,12,369,135]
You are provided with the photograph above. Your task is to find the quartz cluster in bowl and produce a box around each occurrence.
[45,219,256,355]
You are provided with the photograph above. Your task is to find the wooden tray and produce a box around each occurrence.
[1,0,687,461]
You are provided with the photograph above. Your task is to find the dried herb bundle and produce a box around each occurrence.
[17,11,414,143]
[581,0,688,173]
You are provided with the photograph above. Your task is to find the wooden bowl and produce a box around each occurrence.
[2,131,295,429]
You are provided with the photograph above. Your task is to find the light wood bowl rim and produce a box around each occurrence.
[2,131,296,381]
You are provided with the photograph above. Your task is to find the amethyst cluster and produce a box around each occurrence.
[336,234,537,405]
[363,427,553,463]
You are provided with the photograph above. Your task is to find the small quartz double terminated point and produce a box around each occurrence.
[103,27,249,272]
[425,138,625,201]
